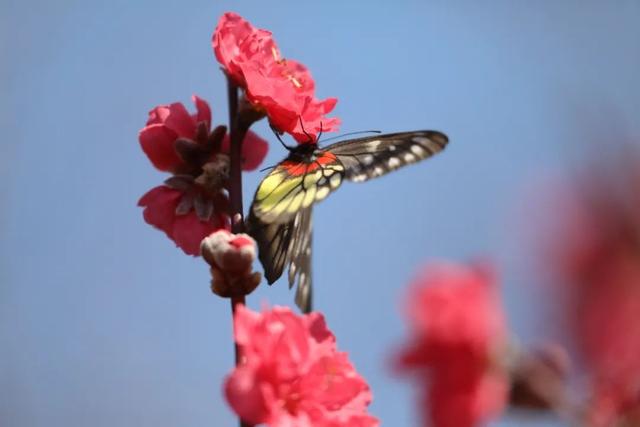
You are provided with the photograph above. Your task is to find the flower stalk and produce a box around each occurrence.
[226,76,253,427]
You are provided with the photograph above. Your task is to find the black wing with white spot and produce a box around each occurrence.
[324,130,448,182]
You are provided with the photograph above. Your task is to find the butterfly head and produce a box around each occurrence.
[287,141,319,161]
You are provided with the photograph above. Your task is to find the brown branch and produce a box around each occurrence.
[226,77,252,427]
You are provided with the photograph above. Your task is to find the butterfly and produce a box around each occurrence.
[246,130,449,312]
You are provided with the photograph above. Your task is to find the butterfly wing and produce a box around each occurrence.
[248,154,343,312]
[246,207,314,312]
[250,153,345,225]
[247,130,449,313]
[325,130,448,182]
[289,208,313,312]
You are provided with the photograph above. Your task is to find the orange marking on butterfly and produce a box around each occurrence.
[281,152,337,176]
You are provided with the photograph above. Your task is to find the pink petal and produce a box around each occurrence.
[220,131,269,171]
[138,186,181,237]
[305,312,335,346]
[212,12,261,84]
[303,353,371,409]
[172,212,221,256]
[154,102,197,139]
[241,131,269,171]
[192,94,212,128]
[225,366,271,425]
[233,304,263,346]
[139,124,182,172]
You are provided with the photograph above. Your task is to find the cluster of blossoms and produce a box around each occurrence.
[138,96,268,255]
[138,11,378,427]
[137,10,640,427]
[138,13,340,256]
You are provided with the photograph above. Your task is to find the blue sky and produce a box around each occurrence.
[1,1,639,426]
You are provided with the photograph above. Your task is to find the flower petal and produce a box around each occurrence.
[138,186,181,238]
[172,211,223,256]
[139,124,182,172]
[225,365,271,425]
[192,94,212,128]
[220,131,269,171]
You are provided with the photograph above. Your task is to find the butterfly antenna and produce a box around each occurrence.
[317,121,324,143]
[259,164,278,172]
[298,116,315,143]
[319,130,382,144]
[270,125,294,151]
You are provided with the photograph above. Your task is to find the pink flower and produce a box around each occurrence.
[139,95,268,173]
[225,305,379,427]
[138,96,268,255]
[541,149,640,424]
[395,262,509,427]
[212,12,340,143]
[587,383,640,427]
[139,95,212,173]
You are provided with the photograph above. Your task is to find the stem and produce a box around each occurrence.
[227,79,244,235]
[226,77,252,427]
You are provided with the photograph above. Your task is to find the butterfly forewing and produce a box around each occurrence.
[251,153,345,224]
[325,130,448,182]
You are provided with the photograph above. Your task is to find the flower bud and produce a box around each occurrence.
[200,230,261,297]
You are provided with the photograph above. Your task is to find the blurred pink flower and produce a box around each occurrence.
[543,150,640,425]
[225,305,379,427]
[395,262,509,427]
[138,95,268,255]
[212,12,340,143]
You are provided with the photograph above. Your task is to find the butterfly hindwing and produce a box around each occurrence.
[251,152,345,224]
[325,130,448,182]
[247,209,294,284]
[289,208,313,312]
[246,207,314,312]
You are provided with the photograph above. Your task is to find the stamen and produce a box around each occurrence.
[288,75,302,88]
[271,46,280,62]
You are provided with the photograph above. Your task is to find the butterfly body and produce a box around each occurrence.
[247,130,449,312]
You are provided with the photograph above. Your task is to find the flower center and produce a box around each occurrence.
[194,155,230,194]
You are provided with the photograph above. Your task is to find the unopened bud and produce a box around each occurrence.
[201,230,261,297]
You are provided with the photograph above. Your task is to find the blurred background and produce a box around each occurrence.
[1,1,639,426]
